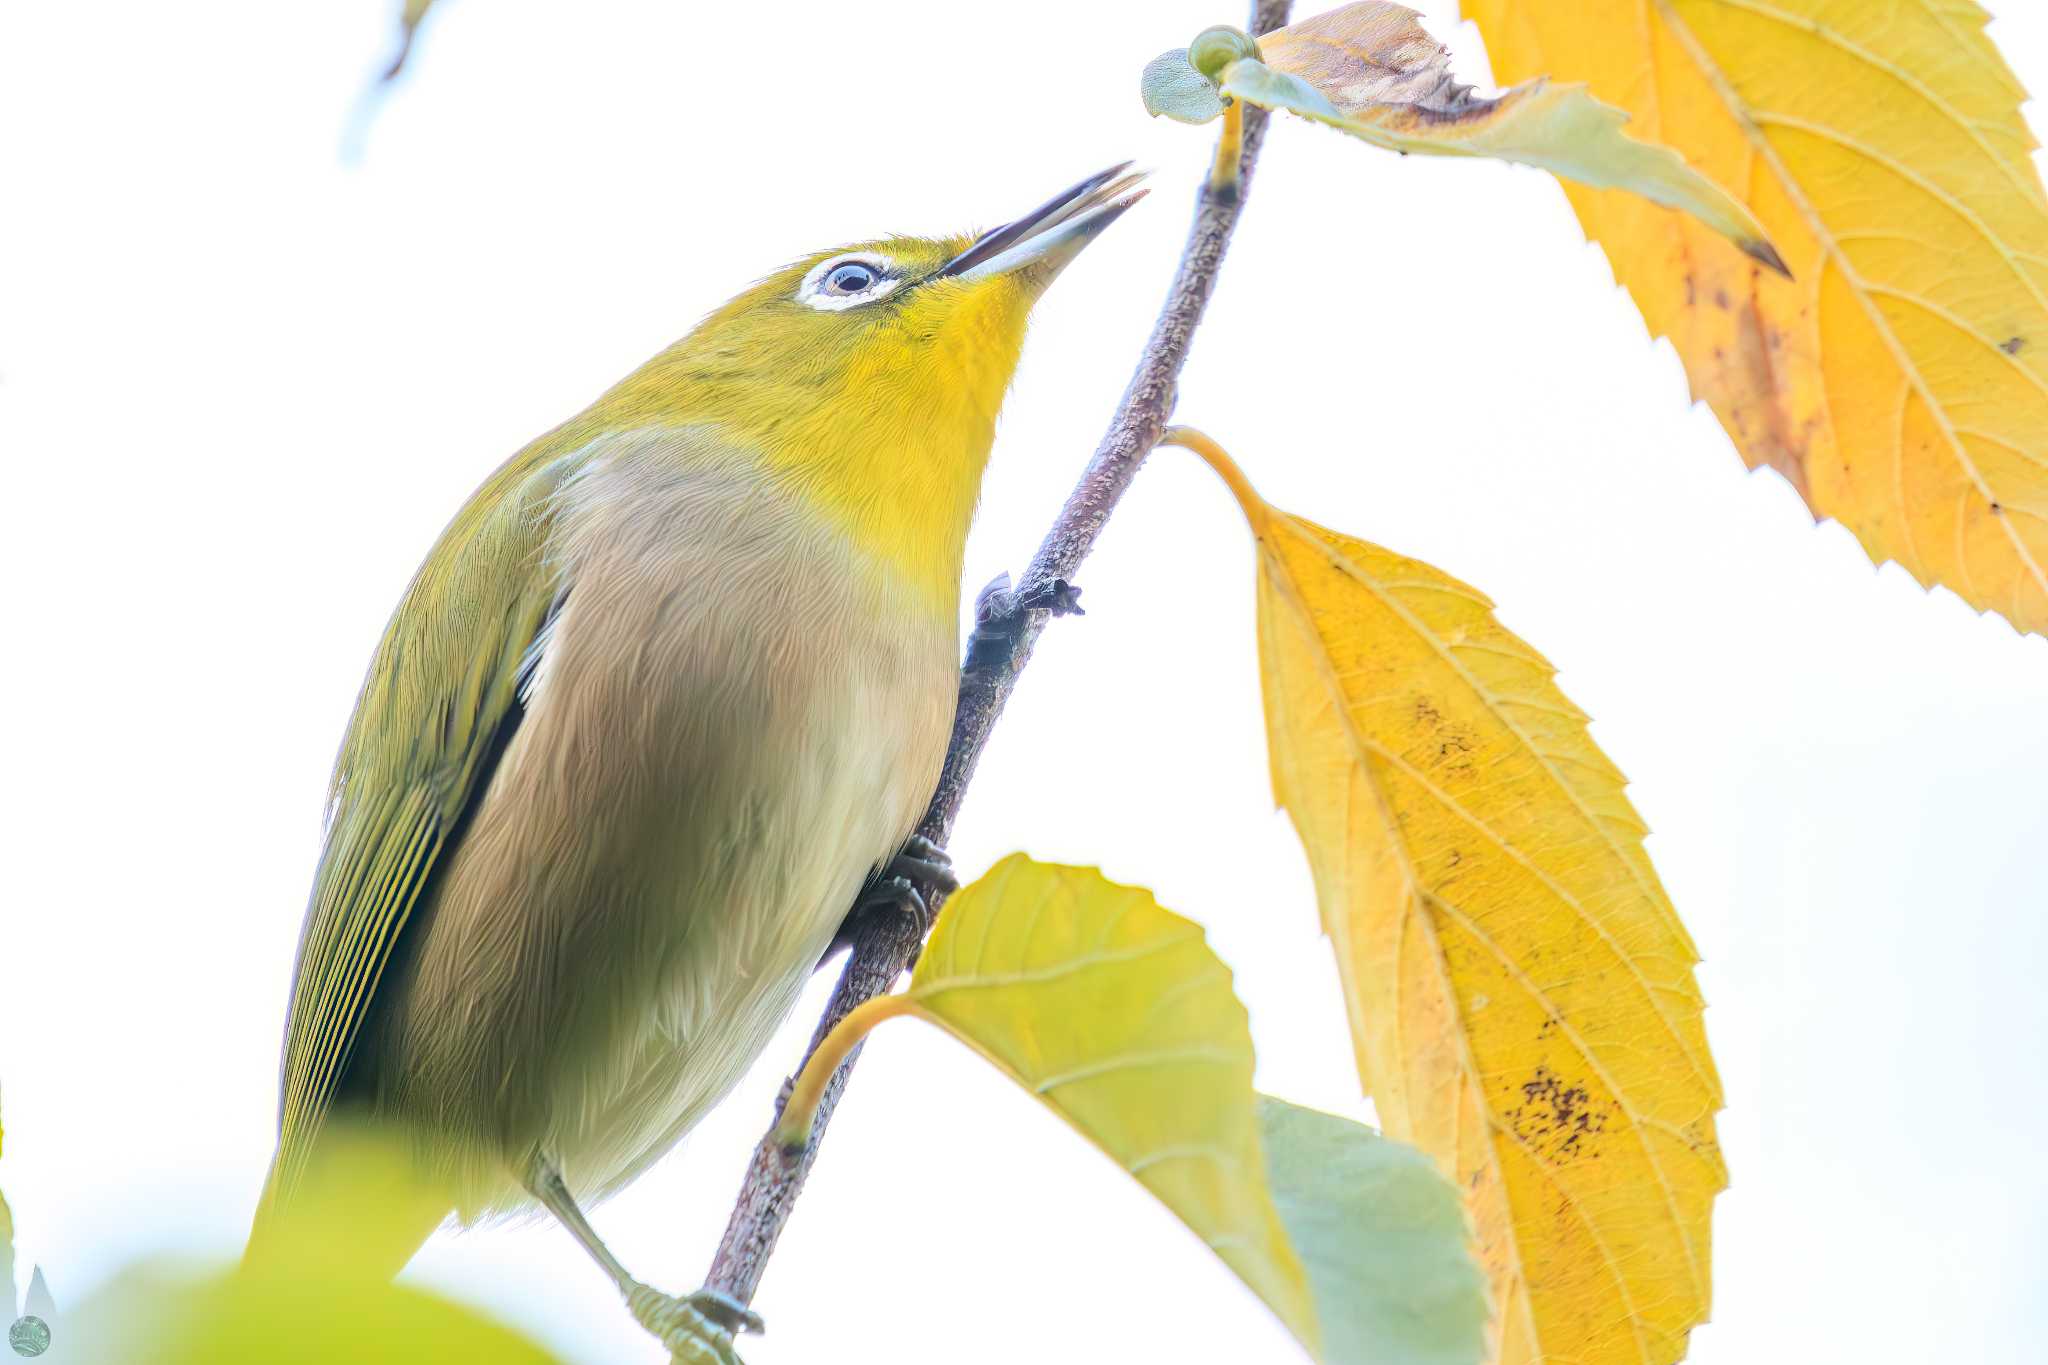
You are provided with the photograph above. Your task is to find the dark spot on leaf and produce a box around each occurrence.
[2001,335,2026,355]
[1504,1065,1610,1163]
[1415,696,1478,774]
[1991,502,2004,516]
[1734,299,1812,499]
[1714,289,1731,310]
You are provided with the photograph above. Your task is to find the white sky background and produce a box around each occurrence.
[4,1,2047,1361]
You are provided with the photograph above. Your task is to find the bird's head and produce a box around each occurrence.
[587,164,1148,606]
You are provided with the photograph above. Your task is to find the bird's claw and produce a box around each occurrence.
[856,873,933,936]
[627,1284,763,1365]
[1017,576,1084,617]
[819,839,956,970]
[885,834,958,895]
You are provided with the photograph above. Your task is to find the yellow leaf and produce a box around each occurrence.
[1163,428,1724,1365]
[1465,0,2048,633]
[1144,4,1783,268]
[780,855,1491,1365]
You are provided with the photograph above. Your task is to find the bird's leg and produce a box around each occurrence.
[522,1153,763,1364]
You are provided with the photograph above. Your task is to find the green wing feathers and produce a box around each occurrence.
[265,455,573,1218]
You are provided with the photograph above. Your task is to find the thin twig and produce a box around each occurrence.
[702,0,1294,1308]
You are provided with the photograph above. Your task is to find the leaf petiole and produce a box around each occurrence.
[1209,98,1246,198]
[773,994,913,1153]
[1159,426,1270,533]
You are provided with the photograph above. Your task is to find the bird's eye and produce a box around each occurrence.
[824,262,878,295]
[798,253,901,311]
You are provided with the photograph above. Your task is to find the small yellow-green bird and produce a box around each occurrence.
[252,165,1145,1360]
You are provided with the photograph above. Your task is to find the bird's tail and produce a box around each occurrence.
[245,1123,450,1283]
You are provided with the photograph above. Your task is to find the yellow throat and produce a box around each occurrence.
[518,165,1148,608]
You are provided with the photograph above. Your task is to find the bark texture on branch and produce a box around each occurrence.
[703,0,1295,1307]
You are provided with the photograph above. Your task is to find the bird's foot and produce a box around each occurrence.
[626,1283,763,1365]
[1017,576,1085,617]
[818,838,958,970]
[884,834,958,896]
[965,572,1084,670]
[858,835,958,938]
[857,875,933,937]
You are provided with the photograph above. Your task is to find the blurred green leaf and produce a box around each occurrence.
[66,1259,565,1364]
[70,1126,568,1362]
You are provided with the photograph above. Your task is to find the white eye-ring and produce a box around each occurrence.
[797,253,904,311]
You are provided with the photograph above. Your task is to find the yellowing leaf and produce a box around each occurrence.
[1465,0,2048,633]
[1163,428,1723,1365]
[788,857,1309,1347]
[1141,4,1782,269]
[781,855,1488,1365]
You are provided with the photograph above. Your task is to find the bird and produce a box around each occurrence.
[249,163,1147,1362]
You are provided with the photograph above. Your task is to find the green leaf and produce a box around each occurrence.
[1141,48,1226,124]
[1260,1098,1489,1365]
[1214,59,1341,124]
[783,855,1487,1364]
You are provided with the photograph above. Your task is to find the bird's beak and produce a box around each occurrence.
[934,162,1150,284]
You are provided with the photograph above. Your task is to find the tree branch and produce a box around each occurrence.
[703,0,1294,1308]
